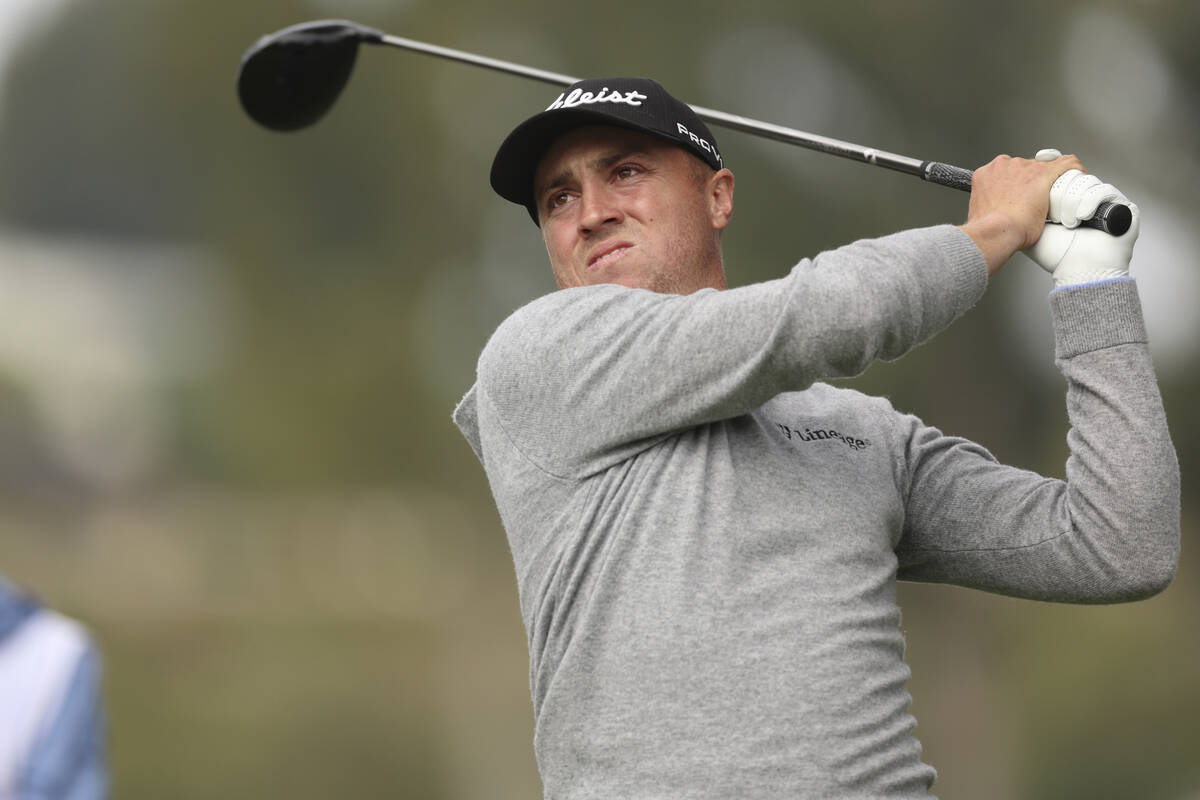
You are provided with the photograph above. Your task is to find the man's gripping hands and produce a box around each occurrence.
[959,150,1139,284]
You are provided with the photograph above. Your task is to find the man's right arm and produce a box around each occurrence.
[475,224,986,479]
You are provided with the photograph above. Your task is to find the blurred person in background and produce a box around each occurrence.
[454,78,1180,797]
[0,575,107,800]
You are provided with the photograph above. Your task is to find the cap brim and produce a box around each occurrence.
[489,108,672,223]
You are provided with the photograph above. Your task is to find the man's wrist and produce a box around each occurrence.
[1053,268,1129,288]
[958,213,1024,278]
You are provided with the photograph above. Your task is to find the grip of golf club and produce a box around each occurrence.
[921,161,1132,236]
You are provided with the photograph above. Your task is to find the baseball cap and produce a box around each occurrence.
[490,77,724,224]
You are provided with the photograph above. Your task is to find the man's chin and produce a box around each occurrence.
[556,258,686,293]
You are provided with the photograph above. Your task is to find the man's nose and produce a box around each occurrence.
[578,184,623,233]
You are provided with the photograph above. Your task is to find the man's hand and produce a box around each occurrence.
[958,152,1084,277]
[1027,152,1140,287]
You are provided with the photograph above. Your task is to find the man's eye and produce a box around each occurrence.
[616,165,639,179]
[547,191,571,210]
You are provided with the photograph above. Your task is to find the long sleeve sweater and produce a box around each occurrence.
[453,224,1179,798]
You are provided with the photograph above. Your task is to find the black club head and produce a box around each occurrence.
[237,19,384,131]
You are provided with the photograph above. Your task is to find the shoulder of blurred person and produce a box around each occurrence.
[0,576,108,800]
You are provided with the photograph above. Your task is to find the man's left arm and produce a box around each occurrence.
[896,277,1180,601]
[897,166,1180,601]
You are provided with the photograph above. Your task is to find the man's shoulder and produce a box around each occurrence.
[494,284,657,333]
[483,284,674,368]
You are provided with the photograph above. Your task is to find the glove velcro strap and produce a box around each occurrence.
[1051,278,1147,360]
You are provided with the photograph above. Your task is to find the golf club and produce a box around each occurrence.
[236,19,1132,236]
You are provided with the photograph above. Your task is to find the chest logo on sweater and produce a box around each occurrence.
[774,421,872,452]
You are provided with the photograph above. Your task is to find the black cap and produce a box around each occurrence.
[490,77,723,224]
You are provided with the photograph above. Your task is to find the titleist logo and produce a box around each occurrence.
[546,87,649,111]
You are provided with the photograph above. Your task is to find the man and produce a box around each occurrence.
[0,575,108,799]
[453,77,1179,797]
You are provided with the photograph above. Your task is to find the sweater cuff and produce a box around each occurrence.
[895,225,988,330]
[936,225,990,313]
[1050,277,1147,360]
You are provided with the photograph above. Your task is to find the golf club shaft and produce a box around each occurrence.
[381,33,579,88]
[380,34,927,178]
[373,32,1125,234]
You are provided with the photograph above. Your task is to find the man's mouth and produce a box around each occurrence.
[587,242,634,269]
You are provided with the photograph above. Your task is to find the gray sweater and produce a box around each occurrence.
[453,225,1179,798]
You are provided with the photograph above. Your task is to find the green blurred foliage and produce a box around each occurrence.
[0,0,1197,797]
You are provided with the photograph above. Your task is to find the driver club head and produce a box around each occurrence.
[237,19,384,131]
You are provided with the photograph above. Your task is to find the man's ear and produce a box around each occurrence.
[708,168,735,231]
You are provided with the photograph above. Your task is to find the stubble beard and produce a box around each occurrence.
[552,242,720,296]
[640,264,695,295]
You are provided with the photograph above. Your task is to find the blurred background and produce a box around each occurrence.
[0,0,1196,797]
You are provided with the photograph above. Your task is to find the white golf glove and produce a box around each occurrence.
[1026,148,1140,287]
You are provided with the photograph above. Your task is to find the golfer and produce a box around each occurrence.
[453,77,1180,798]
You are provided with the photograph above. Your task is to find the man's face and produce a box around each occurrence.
[532,126,734,294]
